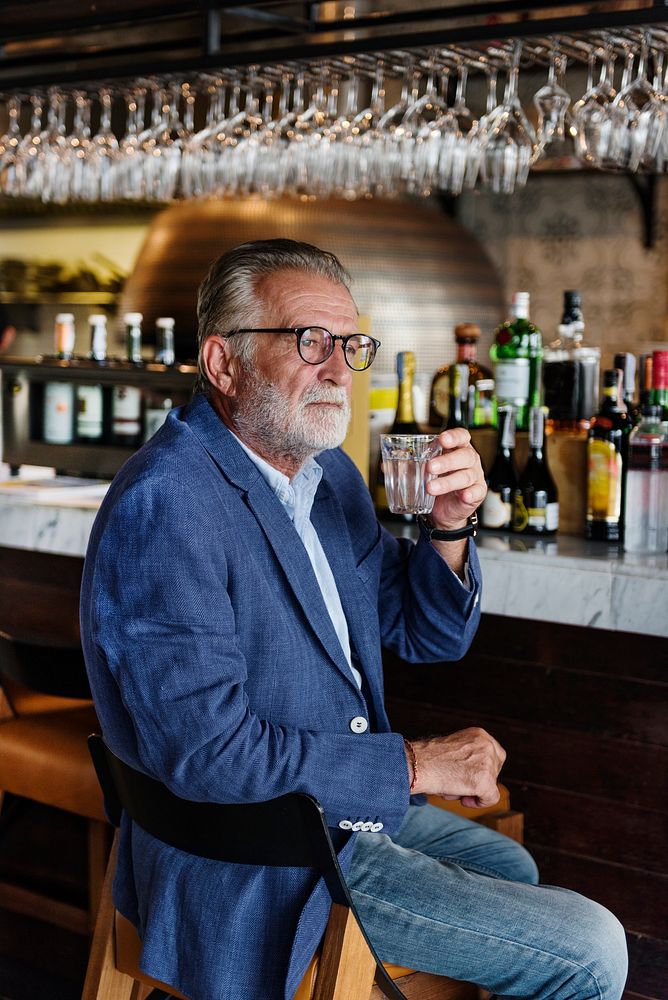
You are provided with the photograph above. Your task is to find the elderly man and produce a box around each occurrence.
[80,239,627,1000]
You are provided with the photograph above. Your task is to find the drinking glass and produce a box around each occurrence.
[380,434,442,515]
[14,93,45,198]
[65,90,93,201]
[401,61,454,196]
[532,47,578,169]
[606,36,666,171]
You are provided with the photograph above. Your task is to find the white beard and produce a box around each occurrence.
[232,365,351,466]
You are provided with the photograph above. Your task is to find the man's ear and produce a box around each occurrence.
[201,335,238,397]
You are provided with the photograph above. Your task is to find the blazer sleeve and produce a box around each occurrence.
[83,473,410,834]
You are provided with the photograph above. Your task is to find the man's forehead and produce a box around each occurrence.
[257,270,357,323]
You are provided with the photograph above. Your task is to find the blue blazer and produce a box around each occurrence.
[80,393,481,1000]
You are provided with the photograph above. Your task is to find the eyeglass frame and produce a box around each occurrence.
[224,327,381,371]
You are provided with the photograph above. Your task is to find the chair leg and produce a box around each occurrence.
[82,831,139,1000]
[313,902,378,1000]
[88,818,112,932]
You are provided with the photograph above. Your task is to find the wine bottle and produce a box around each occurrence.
[445,363,468,430]
[490,293,540,432]
[76,314,108,443]
[429,323,493,428]
[480,406,518,531]
[480,406,517,531]
[586,369,632,543]
[155,316,176,366]
[44,313,76,444]
[111,312,144,447]
[613,352,640,426]
[374,351,420,518]
[512,406,559,535]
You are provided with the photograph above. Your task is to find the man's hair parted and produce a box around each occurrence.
[195,238,352,395]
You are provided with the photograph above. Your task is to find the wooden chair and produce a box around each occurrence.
[0,631,108,935]
[83,735,523,1000]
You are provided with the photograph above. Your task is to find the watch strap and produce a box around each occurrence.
[417,511,478,543]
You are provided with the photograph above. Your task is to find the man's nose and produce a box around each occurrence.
[318,339,353,385]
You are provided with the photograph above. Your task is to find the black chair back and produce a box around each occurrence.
[87,734,406,1000]
[0,630,92,700]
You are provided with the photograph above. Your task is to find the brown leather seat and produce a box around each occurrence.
[0,633,108,935]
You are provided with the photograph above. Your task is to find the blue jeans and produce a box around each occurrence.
[347,804,628,1000]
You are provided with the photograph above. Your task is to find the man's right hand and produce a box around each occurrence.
[407,728,506,808]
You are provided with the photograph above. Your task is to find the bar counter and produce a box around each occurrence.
[1,481,664,638]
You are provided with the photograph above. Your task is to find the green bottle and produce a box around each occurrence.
[490,292,542,432]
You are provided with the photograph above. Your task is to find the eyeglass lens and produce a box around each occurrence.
[298,328,376,371]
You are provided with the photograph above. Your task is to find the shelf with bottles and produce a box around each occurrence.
[0,356,196,479]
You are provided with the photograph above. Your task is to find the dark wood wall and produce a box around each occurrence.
[384,615,668,1000]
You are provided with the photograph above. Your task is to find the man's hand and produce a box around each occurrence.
[407,728,506,808]
[426,429,487,531]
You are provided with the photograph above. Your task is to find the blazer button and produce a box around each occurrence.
[370,822,384,832]
[338,820,353,830]
[361,821,373,832]
[352,821,364,832]
[350,716,368,733]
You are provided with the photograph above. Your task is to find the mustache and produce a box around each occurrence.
[298,385,350,407]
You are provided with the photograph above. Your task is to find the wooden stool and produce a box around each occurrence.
[83,735,523,1000]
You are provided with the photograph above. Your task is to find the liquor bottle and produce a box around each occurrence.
[613,352,640,425]
[144,393,173,442]
[44,313,76,443]
[512,406,559,534]
[480,406,518,531]
[374,351,420,517]
[429,323,493,428]
[639,353,653,410]
[111,312,144,447]
[586,369,632,543]
[445,363,468,430]
[651,350,668,421]
[124,312,143,365]
[54,313,76,360]
[76,314,108,442]
[155,316,176,366]
[623,406,668,554]
[490,293,540,432]
[543,291,599,431]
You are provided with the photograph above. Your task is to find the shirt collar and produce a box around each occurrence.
[229,429,323,531]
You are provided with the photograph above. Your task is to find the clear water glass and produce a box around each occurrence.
[380,434,442,515]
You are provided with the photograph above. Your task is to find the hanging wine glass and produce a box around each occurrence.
[401,57,454,196]
[376,60,421,197]
[138,81,184,201]
[572,42,617,168]
[441,57,483,194]
[466,62,498,190]
[349,60,391,198]
[84,87,120,201]
[607,34,666,171]
[114,85,147,200]
[64,90,93,201]
[14,93,45,198]
[0,94,23,196]
[480,42,538,194]
[223,69,265,197]
[251,68,297,198]
[532,46,580,170]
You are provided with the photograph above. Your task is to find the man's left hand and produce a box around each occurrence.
[426,428,487,531]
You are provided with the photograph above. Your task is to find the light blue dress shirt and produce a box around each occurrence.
[232,433,362,689]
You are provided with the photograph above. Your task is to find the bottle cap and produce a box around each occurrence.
[124,312,143,325]
[652,349,668,388]
[511,292,530,307]
[55,313,75,323]
[156,316,175,328]
[88,314,107,325]
[564,290,581,307]
[602,369,618,388]
[454,323,481,341]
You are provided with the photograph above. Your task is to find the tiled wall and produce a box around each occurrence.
[457,172,668,377]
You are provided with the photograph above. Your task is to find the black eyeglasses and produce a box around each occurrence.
[225,327,381,372]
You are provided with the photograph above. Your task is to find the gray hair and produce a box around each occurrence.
[195,238,352,395]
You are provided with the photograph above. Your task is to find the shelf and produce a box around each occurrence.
[0,292,118,305]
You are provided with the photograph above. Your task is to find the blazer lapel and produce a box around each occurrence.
[183,396,361,690]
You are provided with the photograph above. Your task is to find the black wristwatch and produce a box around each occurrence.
[417,511,478,543]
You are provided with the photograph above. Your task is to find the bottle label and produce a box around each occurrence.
[76,384,104,439]
[55,321,75,357]
[43,382,74,444]
[587,439,622,521]
[481,490,512,529]
[545,501,559,531]
[112,385,142,436]
[494,360,530,402]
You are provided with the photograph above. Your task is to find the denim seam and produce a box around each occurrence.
[434,855,517,881]
[351,889,605,1000]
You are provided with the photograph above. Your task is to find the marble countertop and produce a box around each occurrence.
[0,471,665,639]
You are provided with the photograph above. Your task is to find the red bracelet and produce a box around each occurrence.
[404,738,418,792]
